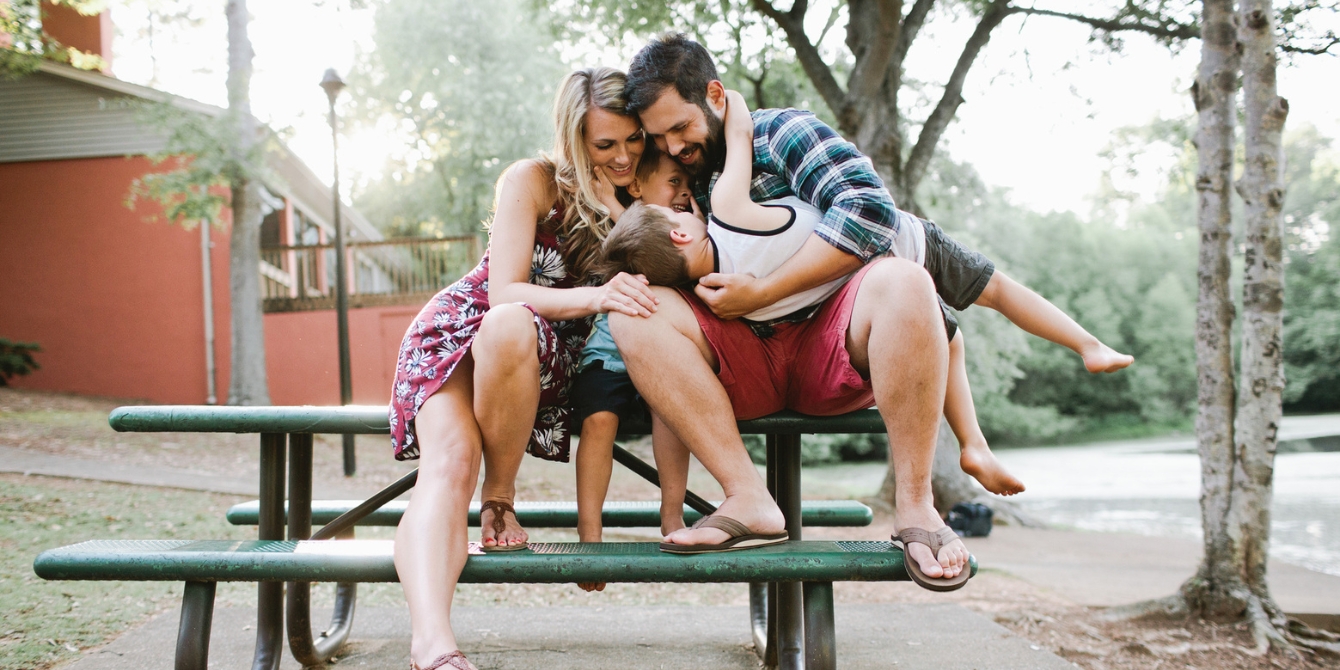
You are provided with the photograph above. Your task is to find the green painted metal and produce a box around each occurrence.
[109,406,888,436]
[36,539,976,584]
[224,500,874,528]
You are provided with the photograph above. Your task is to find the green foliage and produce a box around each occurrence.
[1282,128,1340,410]
[348,0,566,238]
[0,338,41,385]
[124,101,273,229]
[0,0,108,78]
[539,0,838,122]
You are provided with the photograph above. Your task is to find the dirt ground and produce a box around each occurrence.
[3,387,1336,669]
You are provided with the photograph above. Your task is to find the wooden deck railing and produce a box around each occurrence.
[260,236,482,313]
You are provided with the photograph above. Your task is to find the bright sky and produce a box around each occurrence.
[107,0,1340,218]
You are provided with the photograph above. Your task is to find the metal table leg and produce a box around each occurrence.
[803,581,836,670]
[774,434,804,670]
[253,433,286,670]
[285,433,356,666]
[175,581,217,670]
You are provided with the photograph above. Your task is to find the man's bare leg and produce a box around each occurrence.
[609,287,784,547]
[974,271,1133,373]
[847,260,968,579]
[650,413,690,537]
[944,330,1025,496]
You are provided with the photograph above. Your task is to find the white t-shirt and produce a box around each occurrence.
[708,196,849,321]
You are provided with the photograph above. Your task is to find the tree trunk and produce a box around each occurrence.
[224,0,268,405]
[1182,0,1245,620]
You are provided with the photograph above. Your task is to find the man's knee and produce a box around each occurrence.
[474,303,538,364]
[862,258,937,302]
[608,286,684,347]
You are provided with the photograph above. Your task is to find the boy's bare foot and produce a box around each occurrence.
[576,529,606,592]
[660,490,784,548]
[660,510,687,538]
[1082,342,1134,373]
[959,442,1025,496]
[895,503,969,580]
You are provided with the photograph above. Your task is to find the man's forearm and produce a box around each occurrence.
[755,234,863,305]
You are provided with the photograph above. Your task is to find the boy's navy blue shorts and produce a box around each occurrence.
[570,362,647,425]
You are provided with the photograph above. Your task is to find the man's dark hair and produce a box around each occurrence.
[625,33,720,116]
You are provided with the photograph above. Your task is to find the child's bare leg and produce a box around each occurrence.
[651,413,690,537]
[945,331,1025,496]
[974,271,1133,373]
[575,411,618,592]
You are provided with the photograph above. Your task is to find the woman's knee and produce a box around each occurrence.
[474,304,539,364]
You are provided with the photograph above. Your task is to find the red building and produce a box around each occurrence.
[0,10,476,405]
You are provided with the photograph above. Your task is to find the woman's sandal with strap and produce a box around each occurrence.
[479,500,528,552]
[411,650,477,670]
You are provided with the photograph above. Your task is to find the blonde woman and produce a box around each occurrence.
[388,67,654,670]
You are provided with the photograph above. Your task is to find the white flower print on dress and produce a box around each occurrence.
[529,245,566,287]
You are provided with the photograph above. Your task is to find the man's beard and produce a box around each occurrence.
[689,107,728,193]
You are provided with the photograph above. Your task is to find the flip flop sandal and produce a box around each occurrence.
[411,650,477,670]
[659,514,789,554]
[893,527,973,592]
[479,500,528,552]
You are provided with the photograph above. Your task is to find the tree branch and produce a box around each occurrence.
[750,0,849,127]
[903,0,1015,193]
[1013,6,1200,43]
[896,0,936,65]
[845,0,904,104]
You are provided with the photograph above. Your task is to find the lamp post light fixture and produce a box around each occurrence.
[321,67,357,476]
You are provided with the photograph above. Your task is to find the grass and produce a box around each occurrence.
[0,474,250,670]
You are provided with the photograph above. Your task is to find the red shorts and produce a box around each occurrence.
[681,261,883,420]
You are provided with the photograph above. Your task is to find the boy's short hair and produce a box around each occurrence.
[635,141,667,186]
[601,202,690,287]
[625,33,719,116]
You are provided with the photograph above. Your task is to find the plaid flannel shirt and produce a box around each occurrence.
[695,108,907,261]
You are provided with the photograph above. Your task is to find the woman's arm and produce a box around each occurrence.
[709,90,790,232]
[488,160,658,320]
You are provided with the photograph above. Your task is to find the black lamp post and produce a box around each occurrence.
[321,67,356,476]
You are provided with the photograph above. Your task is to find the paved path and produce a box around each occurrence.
[965,526,1340,615]
[64,604,1073,670]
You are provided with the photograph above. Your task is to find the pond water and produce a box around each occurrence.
[806,413,1340,577]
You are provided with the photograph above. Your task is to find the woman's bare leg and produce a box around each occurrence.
[943,331,1024,496]
[472,304,542,549]
[651,413,691,537]
[395,356,481,666]
[974,271,1133,373]
[575,410,618,592]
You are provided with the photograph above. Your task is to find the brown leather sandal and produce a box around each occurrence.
[479,500,528,552]
[411,650,477,670]
[893,527,973,592]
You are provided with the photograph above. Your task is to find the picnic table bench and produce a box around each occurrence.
[34,405,975,670]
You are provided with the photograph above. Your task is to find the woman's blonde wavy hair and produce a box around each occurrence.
[539,67,637,283]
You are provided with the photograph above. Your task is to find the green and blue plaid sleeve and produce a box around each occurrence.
[750,109,900,261]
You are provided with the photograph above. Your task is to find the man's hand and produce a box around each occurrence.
[694,272,767,320]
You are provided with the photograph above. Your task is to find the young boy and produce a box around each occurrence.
[590,91,1131,532]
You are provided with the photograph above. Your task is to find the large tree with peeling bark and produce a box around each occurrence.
[1114,0,1340,657]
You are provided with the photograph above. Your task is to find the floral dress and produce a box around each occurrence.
[389,204,595,462]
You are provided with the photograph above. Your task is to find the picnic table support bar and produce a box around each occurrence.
[252,433,286,670]
[774,433,805,670]
[803,581,836,670]
[174,581,216,670]
[286,434,357,666]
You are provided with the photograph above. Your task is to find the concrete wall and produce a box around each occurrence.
[0,156,416,405]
